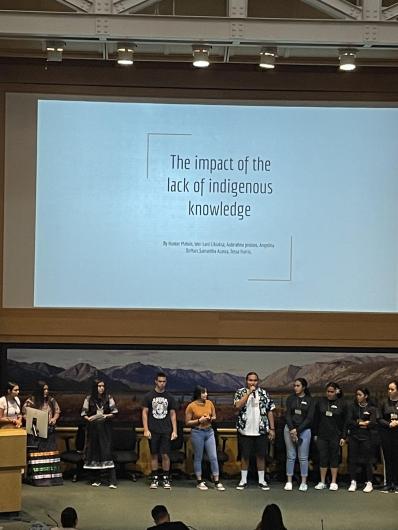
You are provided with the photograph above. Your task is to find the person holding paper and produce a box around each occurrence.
[81,379,118,488]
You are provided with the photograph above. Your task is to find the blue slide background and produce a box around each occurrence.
[34,100,398,311]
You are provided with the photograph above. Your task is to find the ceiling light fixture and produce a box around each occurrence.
[46,41,64,62]
[339,49,356,71]
[117,44,135,66]
[259,48,277,69]
[192,46,210,68]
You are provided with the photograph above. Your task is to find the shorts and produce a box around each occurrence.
[149,432,171,455]
[238,432,267,461]
[317,437,340,468]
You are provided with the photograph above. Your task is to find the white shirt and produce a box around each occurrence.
[0,395,21,419]
[239,392,261,436]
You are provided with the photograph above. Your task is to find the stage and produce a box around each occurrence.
[1,479,397,530]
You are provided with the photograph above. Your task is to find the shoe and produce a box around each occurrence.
[150,477,159,489]
[299,483,308,492]
[259,482,270,491]
[91,481,101,487]
[329,483,338,491]
[314,482,327,490]
[348,480,357,492]
[284,482,293,491]
[162,477,171,489]
[109,484,117,489]
[363,482,373,493]
[380,484,392,493]
[215,482,225,491]
[197,481,208,490]
[236,481,248,490]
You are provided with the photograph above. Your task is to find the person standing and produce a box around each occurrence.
[185,385,225,491]
[284,378,314,492]
[23,381,63,486]
[81,379,118,488]
[142,372,178,489]
[234,371,276,490]
[346,387,379,493]
[378,380,398,492]
[0,381,22,428]
[313,382,347,491]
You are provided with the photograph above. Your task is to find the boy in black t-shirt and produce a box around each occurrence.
[142,372,178,489]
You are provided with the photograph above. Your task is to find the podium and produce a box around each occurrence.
[0,429,26,512]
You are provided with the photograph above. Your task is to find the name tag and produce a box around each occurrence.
[391,413,398,420]
[326,411,333,417]
[294,409,302,415]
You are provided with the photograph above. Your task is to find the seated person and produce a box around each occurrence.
[147,505,190,530]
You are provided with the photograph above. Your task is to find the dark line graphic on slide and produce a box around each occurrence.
[248,236,293,282]
[146,132,192,179]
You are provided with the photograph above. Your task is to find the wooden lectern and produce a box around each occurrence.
[0,429,26,512]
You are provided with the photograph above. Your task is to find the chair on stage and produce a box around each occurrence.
[60,424,85,482]
[112,426,140,481]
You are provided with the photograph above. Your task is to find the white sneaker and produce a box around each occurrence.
[109,484,117,489]
[314,482,327,490]
[299,483,308,492]
[196,481,208,490]
[236,481,247,490]
[348,480,357,492]
[259,482,270,491]
[215,482,225,491]
[91,481,101,487]
[329,482,338,491]
[284,482,293,491]
[363,482,373,493]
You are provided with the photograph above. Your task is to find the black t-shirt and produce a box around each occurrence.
[143,390,177,434]
[147,522,189,530]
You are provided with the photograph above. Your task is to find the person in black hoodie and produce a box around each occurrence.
[283,378,315,492]
[313,382,347,491]
[378,380,398,492]
[346,387,379,493]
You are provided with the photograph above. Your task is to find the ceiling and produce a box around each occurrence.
[0,0,397,67]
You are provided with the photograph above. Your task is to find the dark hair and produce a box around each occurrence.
[295,378,310,396]
[155,372,167,380]
[61,506,78,528]
[246,371,259,381]
[32,381,55,414]
[193,386,207,401]
[326,381,343,398]
[388,380,398,391]
[257,504,287,530]
[90,379,107,402]
[6,381,19,393]
[151,505,169,524]
[355,387,370,399]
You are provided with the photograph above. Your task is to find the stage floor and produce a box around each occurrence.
[1,479,397,530]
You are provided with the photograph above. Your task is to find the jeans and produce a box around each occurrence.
[284,425,311,477]
[191,428,219,478]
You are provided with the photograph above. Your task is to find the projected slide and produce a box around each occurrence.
[34,100,398,310]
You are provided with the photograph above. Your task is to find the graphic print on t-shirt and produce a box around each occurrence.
[152,397,168,420]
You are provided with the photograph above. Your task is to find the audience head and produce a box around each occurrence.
[151,505,170,525]
[293,378,310,396]
[193,385,208,401]
[258,503,287,530]
[61,506,78,528]
[388,380,398,399]
[326,381,343,399]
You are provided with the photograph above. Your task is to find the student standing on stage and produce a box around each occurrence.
[346,387,379,493]
[23,381,63,486]
[284,378,314,492]
[81,379,118,488]
[0,381,22,428]
[378,380,398,492]
[313,382,347,491]
[185,385,225,491]
[142,372,178,489]
[234,371,276,490]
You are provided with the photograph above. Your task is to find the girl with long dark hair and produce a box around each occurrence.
[255,504,287,530]
[81,379,118,488]
[0,381,22,428]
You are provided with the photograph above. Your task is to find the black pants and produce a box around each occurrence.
[380,430,398,486]
[91,467,117,485]
[348,436,373,482]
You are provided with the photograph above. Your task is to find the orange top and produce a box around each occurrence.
[185,400,215,429]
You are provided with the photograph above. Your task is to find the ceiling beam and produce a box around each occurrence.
[0,11,396,48]
[228,0,248,18]
[300,0,362,20]
[383,2,398,21]
[113,0,163,14]
[54,0,92,12]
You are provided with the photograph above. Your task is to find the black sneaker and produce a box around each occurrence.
[259,482,270,491]
[150,477,159,489]
[236,481,248,490]
[162,477,171,489]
